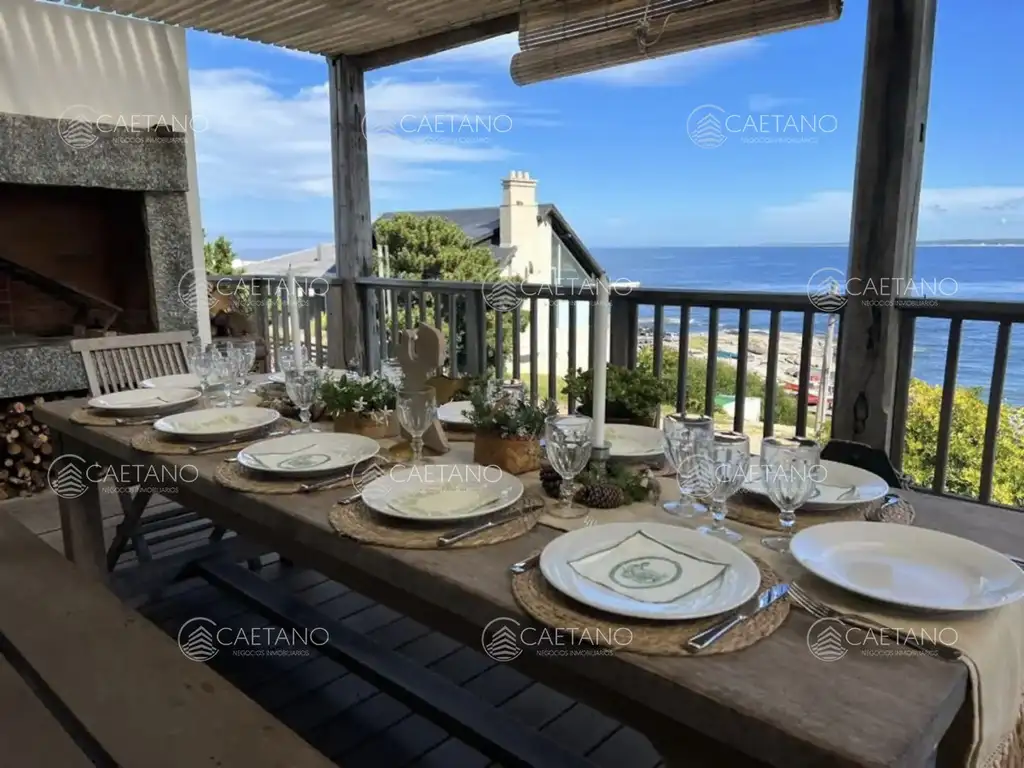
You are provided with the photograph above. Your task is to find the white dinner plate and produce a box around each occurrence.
[153,406,280,442]
[438,400,473,427]
[791,521,1024,612]
[87,387,200,417]
[540,522,760,621]
[362,464,523,523]
[743,457,888,511]
[140,373,201,389]
[606,424,664,461]
[236,433,379,477]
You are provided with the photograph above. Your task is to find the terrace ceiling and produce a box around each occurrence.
[69,0,842,75]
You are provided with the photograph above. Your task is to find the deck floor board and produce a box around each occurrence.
[3,491,660,767]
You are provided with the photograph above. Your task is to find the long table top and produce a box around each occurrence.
[37,398,1024,768]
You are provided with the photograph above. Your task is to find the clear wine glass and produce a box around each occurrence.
[662,414,714,518]
[544,414,593,519]
[233,339,257,396]
[279,343,308,375]
[697,431,750,543]
[760,437,821,552]
[207,350,234,408]
[397,387,437,464]
[187,343,217,407]
[285,366,323,432]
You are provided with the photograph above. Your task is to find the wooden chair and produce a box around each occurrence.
[70,331,194,396]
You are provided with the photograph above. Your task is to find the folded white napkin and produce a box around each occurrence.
[569,530,729,604]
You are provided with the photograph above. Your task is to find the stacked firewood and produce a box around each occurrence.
[0,399,53,500]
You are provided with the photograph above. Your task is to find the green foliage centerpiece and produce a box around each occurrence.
[466,383,557,475]
[563,365,672,427]
[540,461,661,509]
[320,373,400,439]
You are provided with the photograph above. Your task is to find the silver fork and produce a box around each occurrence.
[789,583,961,661]
[508,515,594,573]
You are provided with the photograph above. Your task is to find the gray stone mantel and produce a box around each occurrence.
[0,112,196,399]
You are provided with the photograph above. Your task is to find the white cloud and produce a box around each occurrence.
[418,33,761,86]
[190,68,518,200]
[758,187,1024,243]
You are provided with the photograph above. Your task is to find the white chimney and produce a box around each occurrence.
[499,170,538,250]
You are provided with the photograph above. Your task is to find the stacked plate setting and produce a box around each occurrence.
[153,406,281,442]
[538,522,762,621]
[88,387,201,418]
[743,457,888,511]
[235,433,380,478]
[604,425,665,462]
[360,463,525,525]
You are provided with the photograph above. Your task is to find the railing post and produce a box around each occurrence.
[359,283,381,375]
[325,283,346,368]
[831,0,936,450]
[463,290,487,376]
[609,297,631,368]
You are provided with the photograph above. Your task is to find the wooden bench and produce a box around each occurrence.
[0,510,334,768]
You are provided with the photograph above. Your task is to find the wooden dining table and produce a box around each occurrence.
[35,397,1024,768]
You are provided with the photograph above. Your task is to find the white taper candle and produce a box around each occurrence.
[287,266,303,371]
[592,276,611,449]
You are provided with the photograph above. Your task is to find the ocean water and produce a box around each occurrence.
[593,246,1024,405]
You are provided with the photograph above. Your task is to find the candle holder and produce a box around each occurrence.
[589,442,611,479]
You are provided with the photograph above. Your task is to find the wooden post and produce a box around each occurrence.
[609,299,631,368]
[830,0,936,450]
[328,55,377,371]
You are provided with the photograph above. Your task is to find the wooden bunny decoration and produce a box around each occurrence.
[396,324,449,454]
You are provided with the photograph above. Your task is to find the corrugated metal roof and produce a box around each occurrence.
[70,0,527,57]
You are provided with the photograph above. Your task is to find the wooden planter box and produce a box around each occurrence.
[473,433,542,475]
[333,411,400,440]
[578,401,659,428]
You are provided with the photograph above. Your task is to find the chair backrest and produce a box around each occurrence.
[70,331,194,396]
[820,439,907,488]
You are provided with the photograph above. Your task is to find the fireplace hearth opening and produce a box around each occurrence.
[0,182,155,345]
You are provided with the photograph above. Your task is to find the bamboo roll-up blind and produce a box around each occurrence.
[512,0,841,86]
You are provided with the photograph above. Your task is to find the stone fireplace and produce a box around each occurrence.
[0,113,197,399]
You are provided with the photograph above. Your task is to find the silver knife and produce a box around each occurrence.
[686,583,790,651]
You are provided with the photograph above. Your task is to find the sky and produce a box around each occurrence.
[184,1,1024,256]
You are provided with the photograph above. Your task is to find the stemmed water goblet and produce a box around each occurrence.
[544,415,593,519]
[397,387,437,464]
[759,437,821,552]
[696,431,750,543]
[186,342,218,407]
[285,365,324,432]
[661,414,714,518]
[279,343,308,375]
[232,339,257,396]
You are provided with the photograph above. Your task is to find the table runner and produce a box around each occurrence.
[533,473,1024,768]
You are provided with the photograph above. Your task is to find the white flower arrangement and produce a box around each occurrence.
[320,372,397,420]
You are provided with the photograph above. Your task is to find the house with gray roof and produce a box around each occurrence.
[252,171,601,375]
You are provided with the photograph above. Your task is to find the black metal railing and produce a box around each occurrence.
[212,273,1024,510]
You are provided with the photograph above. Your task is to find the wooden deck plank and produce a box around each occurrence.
[0,656,95,768]
[0,511,333,768]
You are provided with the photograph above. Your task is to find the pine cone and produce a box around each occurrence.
[579,483,627,509]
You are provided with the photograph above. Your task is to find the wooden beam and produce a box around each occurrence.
[328,55,376,370]
[352,15,519,70]
[830,0,936,450]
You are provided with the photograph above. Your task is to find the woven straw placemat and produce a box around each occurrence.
[70,408,173,427]
[728,490,915,531]
[512,557,788,657]
[213,456,381,495]
[130,420,297,456]
[328,495,546,549]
